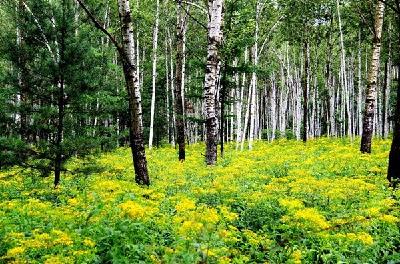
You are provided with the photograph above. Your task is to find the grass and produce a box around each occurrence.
[0,138,399,263]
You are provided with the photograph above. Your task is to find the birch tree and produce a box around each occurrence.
[77,0,150,185]
[204,0,224,165]
[175,1,187,161]
[360,0,385,153]
[149,0,159,149]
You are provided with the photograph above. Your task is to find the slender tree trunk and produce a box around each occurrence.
[302,40,310,142]
[54,1,66,187]
[336,0,351,138]
[241,77,252,150]
[271,74,277,141]
[204,0,224,165]
[175,2,187,160]
[249,1,260,150]
[165,35,171,143]
[149,0,159,148]
[383,23,392,139]
[135,0,141,91]
[236,49,247,150]
[382,61,389,138]
[360,1,385,153]
[357,30,363,136]
[220,63,227,157]
[326,14,335,137]
[117,0,150,185]
[167,29,176,146]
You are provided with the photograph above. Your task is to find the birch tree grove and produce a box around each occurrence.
[204,0,224,165]
[1,0,399,186]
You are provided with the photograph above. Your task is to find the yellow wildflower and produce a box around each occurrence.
[119,201,146,218]
[218,206,238,222]
[379,214,398,224]
[72,250,90,256]
[24,233,51,249]
[218,256,231,264]
[294,208,330,229]
[292,249,302,264]
[334,232,374,245]
[83,238,96,248]
[68,198,79,206]
[357,232,374,245]
[175,198,196,212]
[178,220,203,235]
[6,246,25,257]
[364,207,381,217]
[201,208,220,224]
[44,255,73,264]
[279,198,304,210]
[52,230,73,246]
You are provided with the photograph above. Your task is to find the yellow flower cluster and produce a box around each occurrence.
[291,208,330,230]
[279,198,304,210]
[292,249,302,264]
[175,198,196,212]
[334,232,374,245]
[51,230,73,246]
[6,246,25,258]
[119,201,146,219]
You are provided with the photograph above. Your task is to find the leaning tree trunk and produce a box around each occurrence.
[175,2,187,161]
[149,0,159,149]
[117,0,149,185]
[77,0,150,185]
[360,1,385,153]
[204,0,224,165]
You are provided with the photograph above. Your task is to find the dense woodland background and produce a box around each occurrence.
[0,0,400,186]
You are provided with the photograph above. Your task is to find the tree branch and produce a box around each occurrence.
[75,0,125,57]
[179,0,208,14]
[258,15,284,57]
[181,3,207,30]
[19,0,57,64]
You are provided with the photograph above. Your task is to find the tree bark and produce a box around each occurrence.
[361,0,385,153]
[54,0,67,187]
[249,1,260,150]
[302,40,310,142]
[357,29,363,136]
[117,0,149,185]
[149,0,159,149]
[204,0,224,165]
[168,29,176,146]
[387,5,400,187]
[175,2,187,161]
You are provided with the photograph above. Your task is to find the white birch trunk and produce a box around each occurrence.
[149,0,160,148]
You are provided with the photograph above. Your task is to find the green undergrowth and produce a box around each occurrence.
[0,138,399,263]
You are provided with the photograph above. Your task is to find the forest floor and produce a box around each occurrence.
[1,138,399,263]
